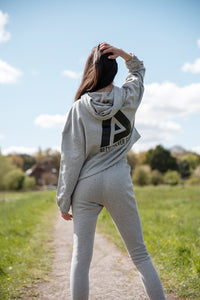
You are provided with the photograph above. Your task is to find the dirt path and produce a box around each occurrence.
[34,212,177,300]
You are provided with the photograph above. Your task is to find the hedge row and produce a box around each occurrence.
[132,165,200,186]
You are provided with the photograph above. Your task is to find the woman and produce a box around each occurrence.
[56,42,166,300]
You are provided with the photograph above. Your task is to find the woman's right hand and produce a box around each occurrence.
[99,42,132,62]
[60,211,73,221]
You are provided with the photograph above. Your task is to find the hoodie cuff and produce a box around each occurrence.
[56,197,71,213]
[125,52,134,63]
[125,53,144,71]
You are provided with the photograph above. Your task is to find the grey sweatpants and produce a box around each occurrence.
[70,156,166,300]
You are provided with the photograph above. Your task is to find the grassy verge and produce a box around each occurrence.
[0,190,57,299]
[97,185,200,299]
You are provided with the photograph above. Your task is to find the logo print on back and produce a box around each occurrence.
[100,110,131,151]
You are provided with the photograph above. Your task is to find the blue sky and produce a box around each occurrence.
[0,0,200,155]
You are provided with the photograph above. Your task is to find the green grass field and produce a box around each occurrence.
[0,190,57,299]
[0,186,199,299]
[97,185,200,299]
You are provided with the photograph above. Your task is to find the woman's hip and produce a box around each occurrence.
[72,156,133,204]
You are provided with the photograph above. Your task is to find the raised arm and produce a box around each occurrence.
[99,42,132,61]
[100,42,145,110]
[99,42,145,82]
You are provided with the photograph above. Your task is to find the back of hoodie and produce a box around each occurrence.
[56,53,145,213]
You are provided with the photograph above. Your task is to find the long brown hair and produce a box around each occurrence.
[74,44,118,101]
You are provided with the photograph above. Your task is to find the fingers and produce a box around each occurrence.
[99,42,112,51]
[100,44,112,52]
[100,46,115,57]
[99,41,111,48]
[63,215,73,221]
[60,211,73,221]
[99,42,118,59]
[101,47,113,54]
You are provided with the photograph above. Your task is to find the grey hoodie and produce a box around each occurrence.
[56,53,145,213]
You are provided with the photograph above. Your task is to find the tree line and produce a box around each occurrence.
[126,145,200,186]
[0,144,200,191]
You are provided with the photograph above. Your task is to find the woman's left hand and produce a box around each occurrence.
[60,211,73,221]
[99,42,122,59]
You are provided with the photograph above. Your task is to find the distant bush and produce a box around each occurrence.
[185,176,200,185]
[181,154,200,170]
[150,170,163,185]
[164,170,180,185]
[132,165,150,186]
[23,176,36,190]
[0,154,15,190]
[3,169,25,190]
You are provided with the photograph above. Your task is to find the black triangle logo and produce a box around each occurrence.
[115,124,121,131]
[113,110,131,143]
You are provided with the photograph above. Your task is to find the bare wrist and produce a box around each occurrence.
[119,49,132,61]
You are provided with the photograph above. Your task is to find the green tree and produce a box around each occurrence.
[8,155,24,169]
[135,151,147,165]
[145,145,178,173]
[35,148,61,171]
[50,150,61,170]
[181,154,200,170]
[35,147,45,164]
[178,159,190,178]
[19,154,36,171]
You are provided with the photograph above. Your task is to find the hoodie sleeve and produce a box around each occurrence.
[56,104,86,213]
[122,53,146,112]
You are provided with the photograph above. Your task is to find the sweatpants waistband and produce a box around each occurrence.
[78,155,129,181]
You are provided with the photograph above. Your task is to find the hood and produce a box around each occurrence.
[80,85,124,120]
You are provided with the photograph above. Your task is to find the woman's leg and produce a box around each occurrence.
[70,177,103,300]
[103,160,166,300]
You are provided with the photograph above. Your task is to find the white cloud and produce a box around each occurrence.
[62,69,82,79]
[182,58,200,74]
[34,114,67,128]
[0,10,11,43]
[133,120,182,153]
[49,145,61,153]
[132,81,200,150]
[132,141,159,153]
[182,39,200,73]
[192,146,200,155]
[1,145,61,155]
[0,12,22,84]
[1,146,38,156]
[140,81,200,121]
[0,59,22,83]
[137,119,181,142]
